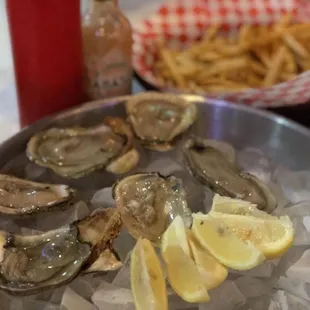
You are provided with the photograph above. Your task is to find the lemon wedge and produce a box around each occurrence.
[187,230,228,290]
[209,211,294,258]
[161,215,210,303]
[210,194,273,219]
[131,238,168,310]
[161,215,190,256]
[192,214,265,270]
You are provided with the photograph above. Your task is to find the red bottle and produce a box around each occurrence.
[6,0,85,127]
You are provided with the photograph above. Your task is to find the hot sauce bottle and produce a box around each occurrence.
[82,0,133,100]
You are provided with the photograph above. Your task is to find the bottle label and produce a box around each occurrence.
[85,49,132,99]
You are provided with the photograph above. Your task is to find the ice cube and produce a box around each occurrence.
[67,201,90,222]
[198,280,246,310]
[173,170,207,214]
[272,290,310,309]
[229,260,279,278]
[268,300,281,310]
[113,229,136,262]
[234,276,271,299]
[48,287,66,305]
[291,216,310,246]
[9,298,59,310]
[24,162,46,180]
[237,147,272,184]
[91,187,115,209]
[69,275,102,301]
[284,201,310,217]
[273,167,310,204]
[237,297,272,310]
[167,288,198,309]
[31,290,54,303]
[0,218,20,233]
[60,287,96,310]
[10,299,23,310]
[140,155,183,175]
[0,291,13,310]
[274,276,310,302]
[272,246,308,280]
[92,281,134,310]
[34,200,90,231]
[167,287,199,309]
[286,249,310,283]
[112,252,131,289]
[269,182,289,216]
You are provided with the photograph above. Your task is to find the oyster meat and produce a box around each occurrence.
[26,117,139,178]
[0,208,122,295]
[126,92,197,151]
[0,174,75,215]
[113,173,192,243]
[183,137,277,213]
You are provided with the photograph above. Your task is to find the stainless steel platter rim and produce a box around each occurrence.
[2,93,310,151]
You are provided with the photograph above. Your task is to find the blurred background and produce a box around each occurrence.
[0,0,166,76]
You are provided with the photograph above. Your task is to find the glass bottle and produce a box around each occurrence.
[82,0,133,100]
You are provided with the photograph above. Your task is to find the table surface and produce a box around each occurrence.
[1,0,310,146]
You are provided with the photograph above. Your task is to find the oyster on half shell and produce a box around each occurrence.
[26,117,139,179]
[112,173,192,243]
[0,174,75,216]
[126,92,197,151]
[0,208,122,295]
[183,137,277,213]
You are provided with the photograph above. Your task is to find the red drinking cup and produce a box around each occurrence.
[6,0,85,127]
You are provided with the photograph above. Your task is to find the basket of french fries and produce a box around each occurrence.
[133,0,310,107]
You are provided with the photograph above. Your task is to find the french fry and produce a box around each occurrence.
[158,47,187,88]
[264,45,287,87]
[195,51,224,62]
[287,23,310,37]
[283,46,297,73]
[249,60,267,76]
[203,24,220,41]
[153,19,310,94]
[247,73,264,87]
[275,13,293,31]
[251,49,271,68]
[197,57,248,79]
[282,31,309,58]
[239,25,251,44]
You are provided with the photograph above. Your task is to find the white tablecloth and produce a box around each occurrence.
[0,0,163,143]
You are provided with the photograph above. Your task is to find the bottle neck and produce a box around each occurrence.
[89,0,117,13]
[93,0,118,5]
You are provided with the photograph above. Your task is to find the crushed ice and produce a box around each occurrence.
[2,145,310,309]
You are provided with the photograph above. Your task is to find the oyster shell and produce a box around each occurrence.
[76,207,122,266]
[112,173,192,243]
[126,92,197,151]
[0,174,75,215]
[183,137,277,213]
[0,208,122,295]
[26,117,139,178]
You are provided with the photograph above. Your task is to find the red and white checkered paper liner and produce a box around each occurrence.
[132,0,310,107]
